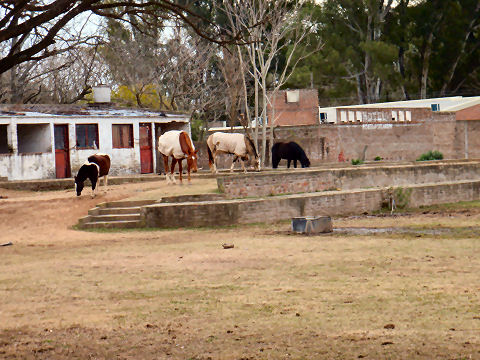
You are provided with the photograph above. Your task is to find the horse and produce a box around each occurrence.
[74,153,111,197]
[272,141,310,169]
[206,132,260,173]
[157,130,198,184]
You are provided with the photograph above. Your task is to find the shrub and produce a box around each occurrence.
[351,159,364,165]
[417,150,443,161]
[374,156,382,161]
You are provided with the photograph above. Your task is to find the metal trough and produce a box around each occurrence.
[291,216,333,234]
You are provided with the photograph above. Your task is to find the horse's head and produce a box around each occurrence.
[187,150,199,173]
[253,157,261,171]
[302,156,311,168]
[74,176,84,196]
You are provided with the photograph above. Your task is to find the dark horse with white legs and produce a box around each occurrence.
[272,142,310,169]
[74,153,111,197]
[157,130,198,184]
[207,132,260,173]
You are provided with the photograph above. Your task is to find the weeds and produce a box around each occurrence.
[351,159,364,165]
[417,150,443,161]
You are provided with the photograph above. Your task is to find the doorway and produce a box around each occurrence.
[54,125,71,178]
[139,123,153,173]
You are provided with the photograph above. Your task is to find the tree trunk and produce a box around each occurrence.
[440,1,480,96]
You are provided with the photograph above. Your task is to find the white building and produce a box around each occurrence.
[319,96,480,124]
[0,104,190,180]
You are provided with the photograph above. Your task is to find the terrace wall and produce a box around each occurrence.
[217,160,480,198]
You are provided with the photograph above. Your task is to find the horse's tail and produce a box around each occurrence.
[207,145,214,169]
[206,135,215,169]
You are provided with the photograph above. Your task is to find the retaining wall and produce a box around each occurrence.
[142,180,480,228]
[217,160,480,198]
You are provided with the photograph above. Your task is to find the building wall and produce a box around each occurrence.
[195,112,480,170]
[267,89,319,126]
[0,116,189,180]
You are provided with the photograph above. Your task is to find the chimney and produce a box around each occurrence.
[92,85,111,103]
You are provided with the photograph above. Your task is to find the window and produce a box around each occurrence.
[406,111,412,121]
[392,111,398,122]
[348,111,355,122]
[356,112,363,122]
[76,124,99,149]
[286,90,299,103]
[320,112,327,122]
[431,104,440,111]
[0,125,9,154]
[112,124,133,148]
[340,111,347,122]
[17,124,51,153]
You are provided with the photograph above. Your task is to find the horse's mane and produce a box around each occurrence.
[245,135,258,158]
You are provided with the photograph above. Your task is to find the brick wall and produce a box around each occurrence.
[194,113,480,170]
[142,180,480,228]
[217,161,480,198]
[266,89,319,126]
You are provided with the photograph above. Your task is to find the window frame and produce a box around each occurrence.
[112,124,134,149]
[75,124,99,149]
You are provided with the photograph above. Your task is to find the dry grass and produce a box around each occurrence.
[0,183,479,359]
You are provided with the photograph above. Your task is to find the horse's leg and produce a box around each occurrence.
[178,158,183,184]
[287,159,291,168]
[103,175,108,192]
[91,178,98,198]
[162,155,170,183]
[294,159,298,168]
[230,155,238,173]
[241,159,247,173]
[170,157,177,184]
[212,150,218,174]
[186,159,192,183]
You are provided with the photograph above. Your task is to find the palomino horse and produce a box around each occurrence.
[74,153,111,197]
[206,132,260,173]
[272,141,311,169]
[157,130,198,184]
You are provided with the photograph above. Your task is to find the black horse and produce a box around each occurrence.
[272,142,310,169]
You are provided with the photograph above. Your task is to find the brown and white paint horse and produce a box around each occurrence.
[207,132,260,173]
[74,153,111,197]
[157,130,198,184]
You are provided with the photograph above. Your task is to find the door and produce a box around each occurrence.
[54,125,71,178]
[139,123,153,173]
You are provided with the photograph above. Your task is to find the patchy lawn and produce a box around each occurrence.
[1,184,479,359]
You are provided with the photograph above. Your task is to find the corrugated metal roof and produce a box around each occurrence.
[0,104,188,119]
[320,96,480,111]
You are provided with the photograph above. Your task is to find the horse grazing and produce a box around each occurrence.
[157,130,198,184]
[272,141,310,169]
[207,132,260,173]
[74,153,111,197]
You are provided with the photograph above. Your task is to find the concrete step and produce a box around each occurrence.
[103,199,156,208]
[88,214,142,222]
[81,220,142,229]
[89,206,142,215]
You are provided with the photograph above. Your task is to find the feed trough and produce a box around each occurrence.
[291,216,333,234]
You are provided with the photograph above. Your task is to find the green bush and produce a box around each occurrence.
[417,150,443,161]
[374,156,382,161]
[351,159,364,165]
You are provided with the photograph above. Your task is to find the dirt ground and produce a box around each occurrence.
[0,180,479,359]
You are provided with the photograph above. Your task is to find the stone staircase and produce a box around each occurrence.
[78,199,157,229]
[77,194,225,230]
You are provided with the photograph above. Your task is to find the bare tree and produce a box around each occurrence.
[0,0,247,76]
[222,0,319,166]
